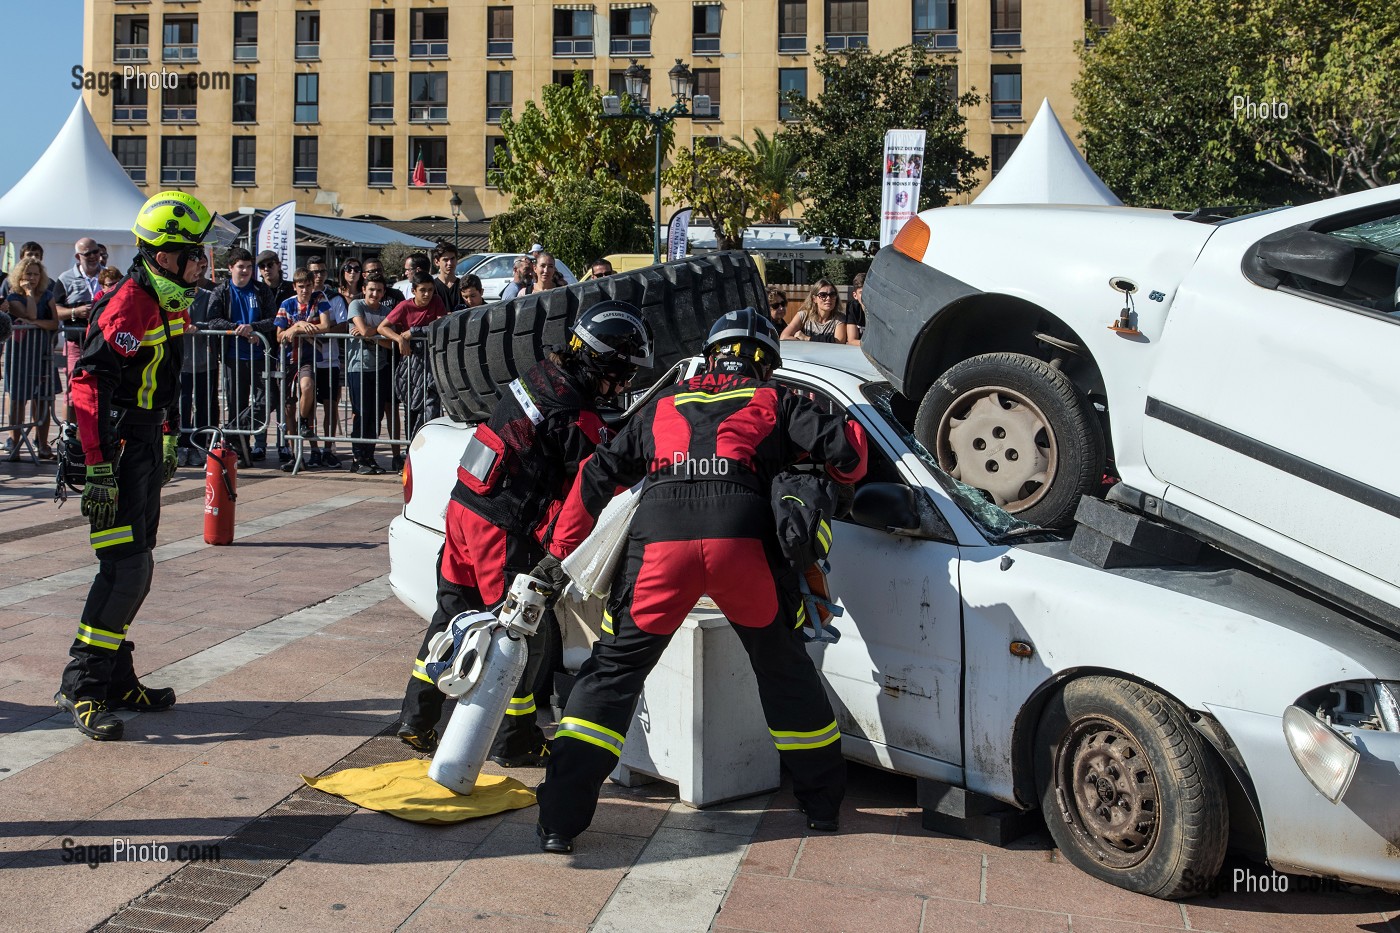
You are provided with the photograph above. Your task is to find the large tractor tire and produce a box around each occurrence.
[430,251,767,422]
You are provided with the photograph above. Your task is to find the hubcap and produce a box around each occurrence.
[1059,718,1159,868]
[936,386,1056,513]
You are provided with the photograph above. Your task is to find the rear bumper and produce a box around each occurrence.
[388,514,443,624]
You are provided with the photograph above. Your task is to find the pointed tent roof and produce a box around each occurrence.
[0,98,149,266]
[974,99,1122,206]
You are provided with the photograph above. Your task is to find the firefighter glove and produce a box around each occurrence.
[529,555,570,604]
[81,463,119,530]
[161,435,179,486]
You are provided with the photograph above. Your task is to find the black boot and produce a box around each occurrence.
[536,822,573,854]
[54,691,124,741]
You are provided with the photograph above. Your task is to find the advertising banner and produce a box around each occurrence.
[257,201,297,272]
[879,130,927,248]
[666,209,692,262]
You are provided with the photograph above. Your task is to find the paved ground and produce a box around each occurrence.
[0,456,1397,933]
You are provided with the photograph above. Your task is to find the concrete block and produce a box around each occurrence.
[916,779,1039,847]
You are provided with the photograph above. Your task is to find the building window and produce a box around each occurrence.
[693,4,721,55]
[553,9,594,57]
[161,82,196,123]
[553,69,592,86]
[368,137,394,186]
[991,65,1021,119]
[825,0,868,51]
[233,12,258,61]
[486,71,512,123]
[295,74,319,124]
[610,8,651,57]
[913,0,957,49]
[114,136,146,185]
[114,15,149,63]
[410,9,449,58]
[695,135,725,150]
[488,7,514,57]
[990,134,1021,176]
[162,14,198,62]
[991,0,1021,47]
[692,68,720,120]
[409,138,447,186]
[232,74,256,123]
[778,67,806,121]
[369,73,394,123]
[293,137,319,187]
[160,136,196,185]
[778,0,807,53]
[370,10,395,58]
[295,11,320,60]
[113,84,148,123]
[409,72,448,123]
[608,69,629,96]
[1086,0,1115,31]
[232,137,256,186]
[486,136,507,187]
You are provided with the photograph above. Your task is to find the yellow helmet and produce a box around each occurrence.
[132,191,214,248]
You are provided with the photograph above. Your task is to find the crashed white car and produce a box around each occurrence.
[389,344,1400,899]
[863,185,1400,633]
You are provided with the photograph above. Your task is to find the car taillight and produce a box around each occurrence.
[892,216,931,261]
[402,454,413,504]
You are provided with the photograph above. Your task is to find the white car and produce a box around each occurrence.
[390,344,1400,899]
[454,252,578,301]
[863,186,1400,632]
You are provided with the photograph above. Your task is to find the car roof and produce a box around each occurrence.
[777,342,883,381]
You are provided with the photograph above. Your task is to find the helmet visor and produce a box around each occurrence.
[205,214,240,249]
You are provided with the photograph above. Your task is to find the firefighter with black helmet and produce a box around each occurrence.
[395,300,655,764]
[55,191,236,740]
[530,306,868,853]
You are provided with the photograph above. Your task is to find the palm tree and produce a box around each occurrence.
[730,128,802,223]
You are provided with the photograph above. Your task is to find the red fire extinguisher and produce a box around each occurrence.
[202,431,238,545]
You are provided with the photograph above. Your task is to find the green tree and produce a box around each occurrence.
[494,73,675,201]
[662,145,762,251]
[489,177,653,273]
[729,128,803,223]
[783,45,984,249]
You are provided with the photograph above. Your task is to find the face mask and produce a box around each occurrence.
[141,256,197,315]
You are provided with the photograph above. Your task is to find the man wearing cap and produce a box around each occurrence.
[257,251,295,305]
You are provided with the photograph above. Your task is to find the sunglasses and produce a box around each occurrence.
[770,301,786,310]
[79,249,102,258]
[815,291,837,299]
[344,264,361,272]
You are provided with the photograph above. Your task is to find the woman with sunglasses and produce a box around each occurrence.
[764,286,790,330]
[779,278,848,344]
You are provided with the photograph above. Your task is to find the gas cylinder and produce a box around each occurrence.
[203,439,238,545]
[427,626,530,793]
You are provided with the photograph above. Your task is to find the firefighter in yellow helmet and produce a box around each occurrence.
[55,191,233,740]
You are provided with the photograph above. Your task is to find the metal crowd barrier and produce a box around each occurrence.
[0,322,58,463]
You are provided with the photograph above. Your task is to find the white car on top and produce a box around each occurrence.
[454,252,578,301]
[389,343,1400,900]
[862,185,1400,634]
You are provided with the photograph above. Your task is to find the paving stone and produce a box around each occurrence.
[792,831,984,902]
[983,855,1184,926]
[398,905,588,932]
[718,873,925,933]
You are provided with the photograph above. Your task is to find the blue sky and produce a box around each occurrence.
[1,1,85,195]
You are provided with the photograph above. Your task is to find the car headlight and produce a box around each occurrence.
[1282,705,1360,804]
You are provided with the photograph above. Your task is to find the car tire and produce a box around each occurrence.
[1034,676,1228,899]
[430,251,767,422]
[913,352,1104,528]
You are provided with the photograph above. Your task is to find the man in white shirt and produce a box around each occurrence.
[54,237,105,326]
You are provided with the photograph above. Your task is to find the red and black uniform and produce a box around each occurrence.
[537,371,868,839]
[60,264,188,701]
[400,358,610,755]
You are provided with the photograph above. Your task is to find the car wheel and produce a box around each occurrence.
[430,252,767,422]
[1035,676,1228,899]
[913,352,1104,528]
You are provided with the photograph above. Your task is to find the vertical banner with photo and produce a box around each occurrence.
[666,208,692,262]
[257,200,297,272]
[879,129,927,249]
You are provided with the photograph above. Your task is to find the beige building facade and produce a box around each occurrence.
[83,0,1107,224]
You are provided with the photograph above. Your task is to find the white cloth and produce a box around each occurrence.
[562,481,644,600]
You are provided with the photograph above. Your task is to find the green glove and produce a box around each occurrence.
[81,462,119,530]
[161,434,179,485]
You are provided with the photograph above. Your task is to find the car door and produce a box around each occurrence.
[777,375,965,772]
[1142,199,1400,597]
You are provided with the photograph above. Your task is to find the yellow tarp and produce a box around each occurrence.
[302,759,536,824]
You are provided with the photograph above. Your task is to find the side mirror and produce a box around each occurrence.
[849,482,920,533]
[1244,229,1354,289]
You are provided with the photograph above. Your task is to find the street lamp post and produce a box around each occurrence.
[449,191,463,252]
[602,59,705,264]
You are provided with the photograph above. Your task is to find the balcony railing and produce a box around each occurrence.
[114,106,147,123]
[122,166,147,184]
[824,33,867,51]
[232,106,256,123]
[370,40,394,59]
[293,168,318,187]
[160,166,196,185]
[778,33,806,53]
[115,44,149,62]
[368,168,394,186]
[991,100,1021,119]
[914,30,958,49]
[162,106,197,122]
[163,43,198,61]
[409,104,447,122]
[487,38,512,57]
[232,167,255,186]
[369,104,393,122]
[609,36,650,56]
[990,29,1021,48]
[486,104,509,122]
[410,168,447,186]
[692,36,719,54]
[295,42,319,60]
[409,40,448,58]
[553,37,593,56]
[233,42,257,61]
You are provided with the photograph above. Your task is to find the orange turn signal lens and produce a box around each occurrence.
[892,216,931,261]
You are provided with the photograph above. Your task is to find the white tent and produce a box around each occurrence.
[974,99,1122,206]
[0,98,148,273]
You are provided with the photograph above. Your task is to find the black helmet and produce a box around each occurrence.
[568,300,655,392]
[704,307,781,375]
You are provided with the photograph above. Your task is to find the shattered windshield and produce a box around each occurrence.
[861,382,1046,542]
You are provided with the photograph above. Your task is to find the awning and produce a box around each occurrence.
[295,215,437,249]
[554,3,595,9]
[610,2,652,8]
[693,1,723,5]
